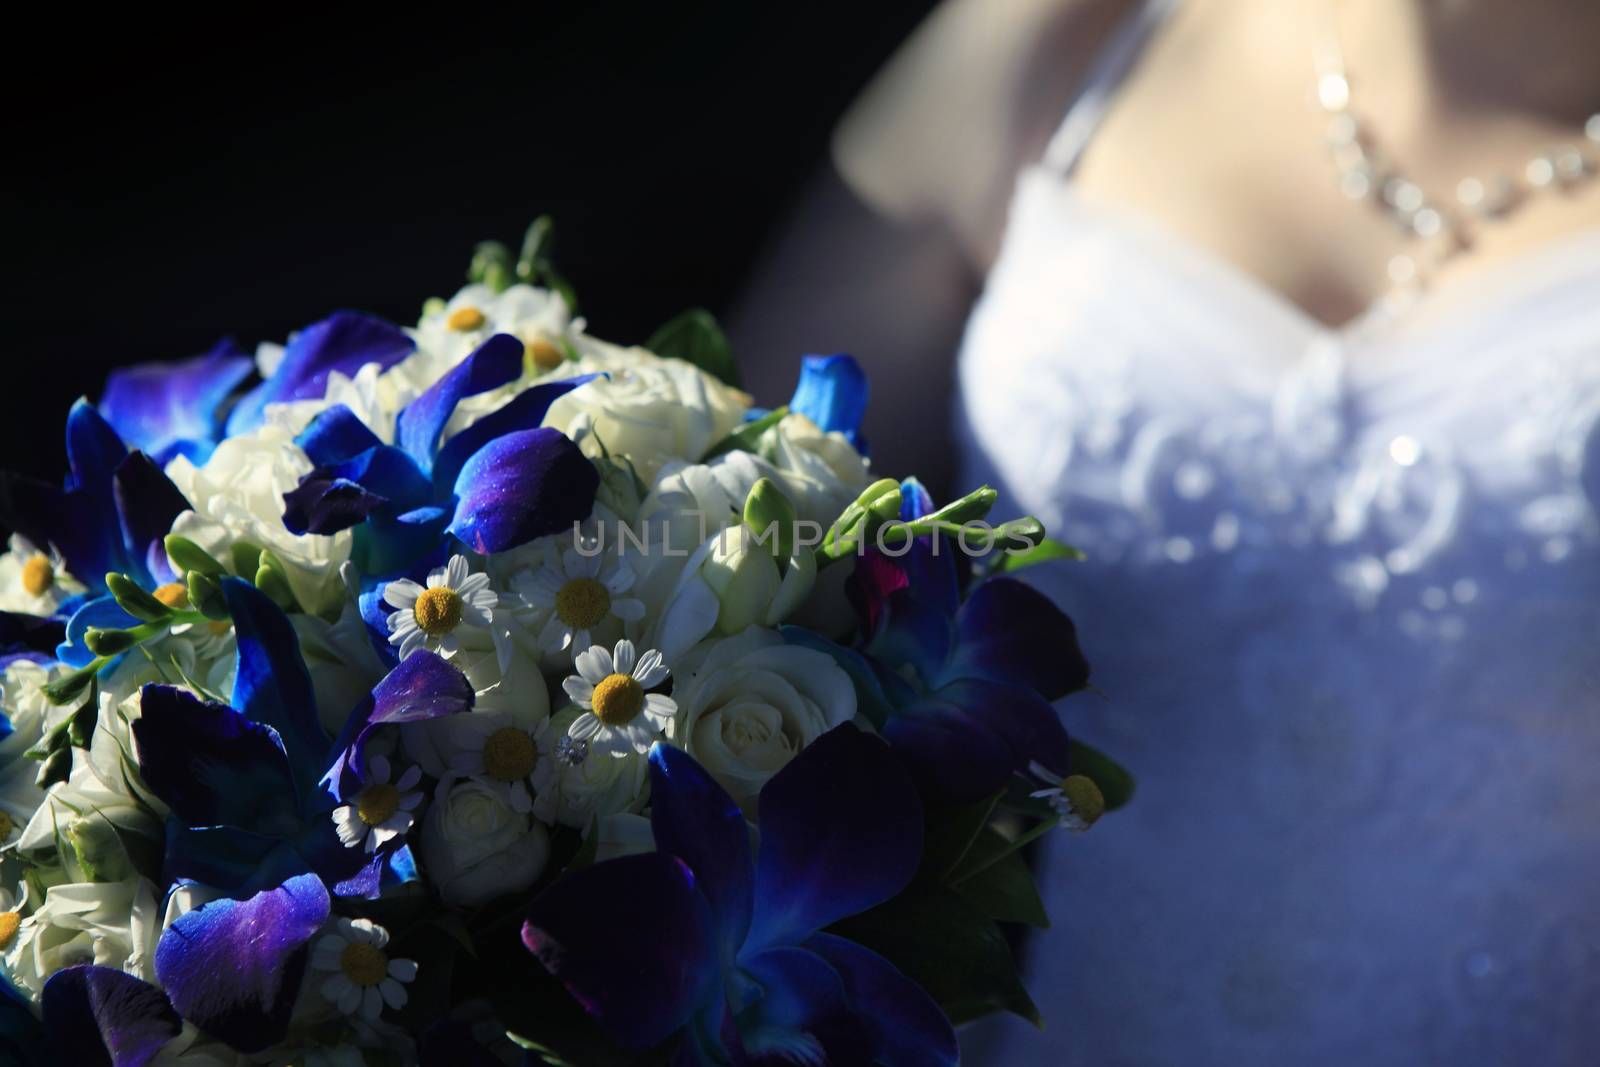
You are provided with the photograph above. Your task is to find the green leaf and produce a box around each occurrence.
[1068,739,1136,812]
[831,887,1042,1028]
[947,826,1050,928]
[646,308,740,389]
[918,792,1002,882]
[703,406,787,460]
[997,537,1086,573]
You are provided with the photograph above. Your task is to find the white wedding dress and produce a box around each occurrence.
[955,4,1600,1064]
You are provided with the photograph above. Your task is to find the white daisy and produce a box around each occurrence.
[384,555,498,660]
[1027,761,1105,833]
[310,917,418,1020]
[332,756,424,852]
[440,713,541,812]
[561,640,677,757]
[512,547,645,659]
[0,534,84,615]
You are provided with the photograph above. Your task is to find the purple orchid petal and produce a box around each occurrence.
[649,742,755,964]
[41,965,181,1067]
[447,427,598,554]
[395,333,525,474]
[223,578,330,797]
[430,374,601,493]
[161,825,310,897]
[947,577,1089,700]
[789,353,868,450]
[324,650,473,801]
[112,452,191,588]
[294,403,384,466]
[805,933,957,1067]
[227,311,414,435]
[131,684,299,834]
[99,339,253,466]
[523,852,719,1050]
[155,873,329,1053]
[745,725,922,952]
[936,677,1071,780]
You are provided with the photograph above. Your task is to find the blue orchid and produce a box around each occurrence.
[0,400,195,667]
[789,352,868,451]
[98,338,254,467]
[523,725,958,1066]
[789,480,1089,800]
[13,873,333,1059]
[131,577,473,899]
[281,332,599,577]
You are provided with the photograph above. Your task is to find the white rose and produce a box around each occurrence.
[543,355,748,481]
[166,425,350,615]
[754,414,871,529]
[420,779,551,906]
[530,706,649,829]
[668,627,856,814]
[3,876,160,995]
[19,749,164,882]
[262,361,422,446]
[1,660,61,842]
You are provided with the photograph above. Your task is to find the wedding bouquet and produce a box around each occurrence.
[0,223,1129,1066]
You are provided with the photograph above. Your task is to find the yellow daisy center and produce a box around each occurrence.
[526,336,565,371]
[414,587,462,636]
[0,912,19,952]
[356,783,400,826]
[554,577,610,629]
[592,673,644,726]
[20,555,53,597]
[446,306,486,332]
[1060,775,1106,827]
[153,582,190,609]
[339,941,389,987]
[483,727,537,781]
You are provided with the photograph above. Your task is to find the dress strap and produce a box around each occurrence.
[1041,0,1181,177]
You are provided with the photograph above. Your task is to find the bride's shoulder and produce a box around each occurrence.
[832,0,1135,252]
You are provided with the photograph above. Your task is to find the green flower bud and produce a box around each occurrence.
[67,815,134,883]
[469,240,515,293]
[254,551,298,611]
[42,665,98,707]
[105,572,172,622]
[84,627,140,657]
[744,478,799,560]
[703,526,783,635]
[186,571,229,620]
[164,534,226,577]
[35,746,71,789]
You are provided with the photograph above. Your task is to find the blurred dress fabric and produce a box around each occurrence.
[955,3,1600,1063]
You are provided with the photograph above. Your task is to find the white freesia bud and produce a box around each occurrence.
[669,627,856,812]
[530,707,649,829]
[702,526,784,636]
[420,779,551,906]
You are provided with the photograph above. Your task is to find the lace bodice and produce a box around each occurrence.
[956,168,1600,1065]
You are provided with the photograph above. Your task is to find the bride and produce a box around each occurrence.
[730,0,1600,1062]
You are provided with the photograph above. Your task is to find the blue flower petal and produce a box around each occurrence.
[789,354,868,450]
[523,853,718,1050]
[745,725,922,952]
[945,577,1089,700]
[223,578,330,797]
[60,400,132,586]
[227,312,414,436]
[447,427,598,554]
[351,506,453,581]
[111,452,191,588]
[131,685,300,834]
[41,965,181,1067]
[395,333,525,475]
[885,678,1071,797]
[57,596,140,668]
[804,933,957,1067]
[0,974,48,1066]
[99,339,253,467]
[161,824,310,897]
[324,650,473,801]
[155,873,329,1054]
[734,946,867,1065]
[648,742,755,965]
[937,677,1071,780]
[282,445,432,537]
[294,403,384,467]
[430,374,601,494]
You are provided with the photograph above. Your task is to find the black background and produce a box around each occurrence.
[4,5,932,481]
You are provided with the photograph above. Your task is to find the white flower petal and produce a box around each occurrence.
[361,986,383,1019]
[568,713,603,741]
[610,597,646,622]
[380,977,408,1010]
[562,676,595,706]
[446,555,469,588]
[368,754,391,784]
[383,580,423,609]
[388,958,419,982]
[612,639,636,676]
[395,765,422,791]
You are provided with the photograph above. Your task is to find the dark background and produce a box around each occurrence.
[3,5,932,481]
